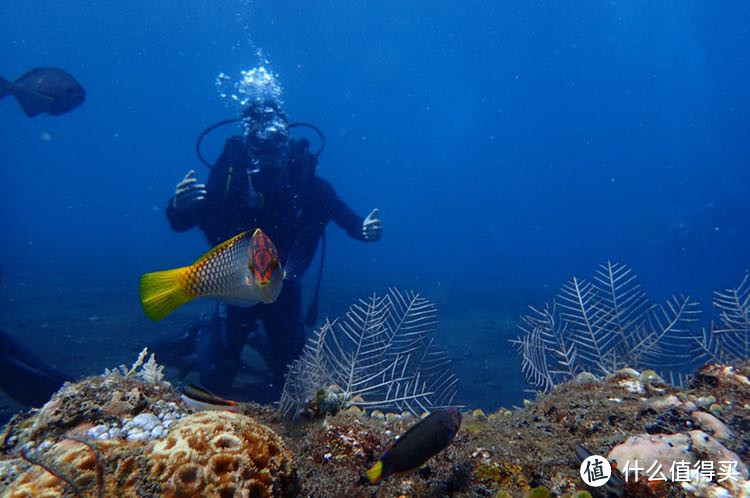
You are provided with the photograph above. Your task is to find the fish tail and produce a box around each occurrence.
[0,76,11,99]
[365,461,384,484]
[139,267,193,321]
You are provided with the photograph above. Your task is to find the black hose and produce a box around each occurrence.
[304,230,326,327]
[195,118,241,169]
[288,121,326,158]
[196,118,326,169]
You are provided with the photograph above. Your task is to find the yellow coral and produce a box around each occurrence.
[148,411,298,497]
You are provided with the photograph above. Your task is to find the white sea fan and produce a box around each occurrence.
[280,288,459,418]
[693,271,750,363]
[512,261,702,391]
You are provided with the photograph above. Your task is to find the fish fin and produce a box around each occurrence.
[194,230,251,266]
[365,460,384,484]
[283,224,322,280]
[140,267,192,321]
[283,249,303,281]
[0,76,11,99]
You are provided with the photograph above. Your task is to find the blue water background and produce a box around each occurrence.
[1,1,749,410]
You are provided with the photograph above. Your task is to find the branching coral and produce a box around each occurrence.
[513,262,702,391]
[104,347,166,386]
[280,288,458,418]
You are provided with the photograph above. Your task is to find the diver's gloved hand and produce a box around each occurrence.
[172,170,207,214]
[362,208,383,241]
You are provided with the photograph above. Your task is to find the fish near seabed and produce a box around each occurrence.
[366,407,462,484]
[181,383,239,412]
[140,228,283,321]
[0,67,85,117]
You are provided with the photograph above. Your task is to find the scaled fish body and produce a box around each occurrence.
[366,407,462,484]
[181,383,238,412]
[0,67,85,117]
[140,228,283,321]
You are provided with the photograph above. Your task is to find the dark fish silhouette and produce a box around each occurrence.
[366,407,462,483]
[0,67,85,117]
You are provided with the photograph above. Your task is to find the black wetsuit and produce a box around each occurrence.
[166,136,368,398]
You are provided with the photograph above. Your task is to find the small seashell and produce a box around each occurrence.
[574,372,599,385]
[696,396,716,408]
[371,410,385,420]
[345,406,363,416]
[87,425,108,439]
[385,412,400,422]
[682,401,697,412]
[647,395,681,411]
[640,369,663,383]
[150,426,166,439]
[126,429,149,442]
[619,368,640,378]
[131,412,160,430]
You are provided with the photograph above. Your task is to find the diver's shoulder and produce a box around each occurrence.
[309,175,336,195]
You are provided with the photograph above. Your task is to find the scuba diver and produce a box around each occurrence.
[154,97,383,402]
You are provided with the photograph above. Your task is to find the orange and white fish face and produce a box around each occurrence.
[248,228,284,303]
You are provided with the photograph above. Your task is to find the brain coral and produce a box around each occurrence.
[5,439,103,498]
[5,412,297,497]
[147,411,298,498]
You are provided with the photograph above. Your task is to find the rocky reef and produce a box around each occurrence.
[0,351,298,497]
[2,355,750,497]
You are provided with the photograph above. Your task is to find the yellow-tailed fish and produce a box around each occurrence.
[365,407,462,484]
[140,228,283,321]
[181,383,239,412]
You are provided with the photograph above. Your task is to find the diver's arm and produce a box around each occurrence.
[166,137,248,232]
[316,179,369,241]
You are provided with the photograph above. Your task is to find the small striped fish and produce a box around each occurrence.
[140,228,283,321]
[181,383,239,412]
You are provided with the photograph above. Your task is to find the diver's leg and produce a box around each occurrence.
[0,328,72,407]
[258,279,305,399]
[197,303,256,395]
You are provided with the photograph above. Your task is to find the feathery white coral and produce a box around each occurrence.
[280,288,458,418]
[513,261,702,391]
[104,348,167,385]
